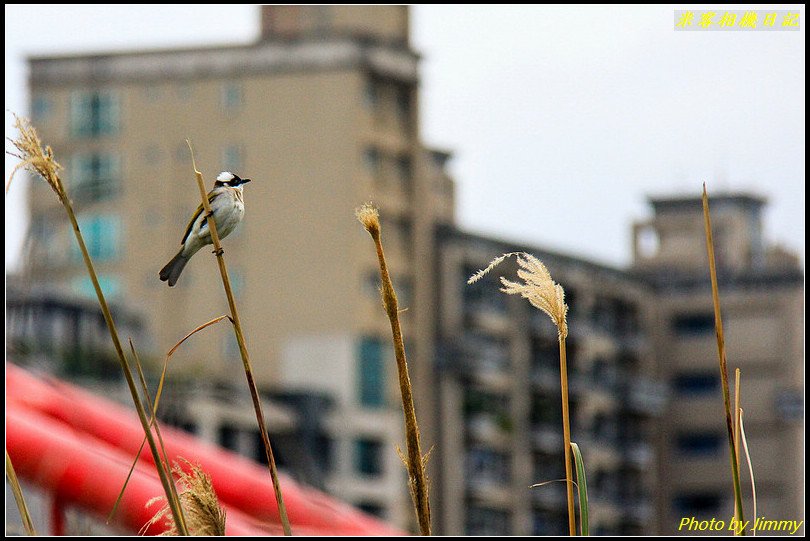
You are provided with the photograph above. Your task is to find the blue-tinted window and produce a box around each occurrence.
[673,373,719,395]
[354,438,384,476]
[31,95,52,122]
[71,274,121,300]
[73,215,121,262]
[70,90,119,137]
[221,83,243,109]
[358,337,386,408]
[672,313,715,336]
[363,147,380,175]
[675,432,723,456]
[70,153,121,202]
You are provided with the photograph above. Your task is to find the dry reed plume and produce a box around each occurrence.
[356,203,432,535]
[145,460,226,536]
[469,252,575,535]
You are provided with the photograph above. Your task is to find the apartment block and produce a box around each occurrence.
[17,6,802,536]
[633,194,804,535]
[434,228,665,535]
[23,5,452,529]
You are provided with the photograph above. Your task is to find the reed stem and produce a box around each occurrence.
[358,205,431,535]
[187,141,291,535]
[702,183,745,534]
[559,337,576,536]
[6,449,36,536]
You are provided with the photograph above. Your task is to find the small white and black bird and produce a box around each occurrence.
[159,171,251,287]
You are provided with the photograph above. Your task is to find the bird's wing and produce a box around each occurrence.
[180,191,218,245]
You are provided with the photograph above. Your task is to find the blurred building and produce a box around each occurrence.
[19,5,803,536]
[434,228,664,535]
[633,194,804,535]
[23,5,450,529]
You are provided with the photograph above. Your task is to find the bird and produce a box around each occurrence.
[159,171,251,287]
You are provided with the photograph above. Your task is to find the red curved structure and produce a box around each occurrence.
[6,363,406,536]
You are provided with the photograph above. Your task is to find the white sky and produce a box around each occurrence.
[5,5,805,271]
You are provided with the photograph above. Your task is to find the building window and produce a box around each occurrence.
[673,372,719,395]
[675,432,724,456]
[70,153,121,202]
[354,438,384,476]
[673,493,722,515]
[364,79,380,110]
[222,334,240,361]
[71,274,121,300]
[465,507,510,536]
[70,90,119,137]
[73,214,121,262]
[363,147,380,176]
[672,313,715,336]
[222,145,243,171]
[533,511,567,536]
[358,337,386,408]
[396,155,413,193]
[466,447,510,483]
[31,94,52,122]
[221,83,243,110]
[357,501,385,519]
[218,425,239,451]
[396,86,411,121]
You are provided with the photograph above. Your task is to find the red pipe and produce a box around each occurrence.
[6,364,405,535]
[6,405,279,535]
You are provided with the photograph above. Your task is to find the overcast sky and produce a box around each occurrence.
[5,5,805,272]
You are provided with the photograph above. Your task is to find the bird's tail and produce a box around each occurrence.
[159,250,190,287]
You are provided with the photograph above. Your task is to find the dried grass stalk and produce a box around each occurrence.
[357,203,431,535]
[186,141,291,535]
[145,460,226,536]
[702,183,745,534]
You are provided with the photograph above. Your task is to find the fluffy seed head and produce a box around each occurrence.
[468,252,569,339]
[355,202,380,235]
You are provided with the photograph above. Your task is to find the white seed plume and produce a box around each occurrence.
[468,252,568,339]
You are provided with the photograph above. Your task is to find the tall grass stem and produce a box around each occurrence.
[357,204,431,535]
[702,183,745,534]
[186,141,291,535]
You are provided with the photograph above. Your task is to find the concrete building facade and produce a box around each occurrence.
[19,6,803,536]
[633,194,804,535]
[23,5,450,529]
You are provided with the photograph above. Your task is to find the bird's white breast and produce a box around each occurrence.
[200,186,245,241]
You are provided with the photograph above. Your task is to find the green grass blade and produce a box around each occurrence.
[571,442,589,536]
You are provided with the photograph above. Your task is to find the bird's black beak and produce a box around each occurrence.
[242,178,252,185]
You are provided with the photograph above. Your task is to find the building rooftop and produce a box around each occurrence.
[648,192,766,214]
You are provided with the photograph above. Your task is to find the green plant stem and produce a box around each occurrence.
[368,224,431,535]
[6,449,36,536]
[63,195,189,536]
[570,442,589,536]
[702,184,745,534]
[558,336,576,536]
[187,142,291,536]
